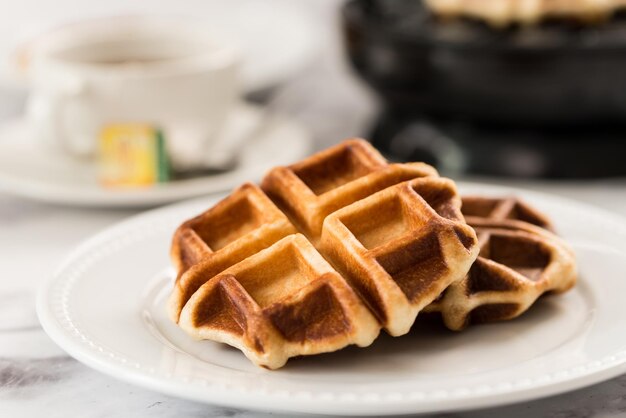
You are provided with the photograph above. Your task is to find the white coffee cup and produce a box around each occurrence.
[25,17,240,169]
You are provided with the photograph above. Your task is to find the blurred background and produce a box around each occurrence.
[2,0,626,209]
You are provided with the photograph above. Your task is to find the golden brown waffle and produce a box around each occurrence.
[424,196,577,330]
[169,183,297,322]
[170,139,480,368]
[178,234,380,370]
[321,177,480,336]
[261,139,437,242]
[462,195,553,232]
[425,0,626,26]
[461,195,575,254]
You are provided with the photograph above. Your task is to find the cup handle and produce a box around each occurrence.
[51,76,92,155]
[27,75,89,155]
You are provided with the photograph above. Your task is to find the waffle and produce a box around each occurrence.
[170,139,480,368]
[424,0,626,26]
[261,139,438,242]
[424,196,577,330]
[169,183,297,322]
[462,195,574,254]
[320,177,480,336]
[178,234,380,370]
[461,196,553,230]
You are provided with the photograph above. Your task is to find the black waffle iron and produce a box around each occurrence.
[342,0,626,177]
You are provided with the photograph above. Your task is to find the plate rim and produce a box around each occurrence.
[36,182,626,415]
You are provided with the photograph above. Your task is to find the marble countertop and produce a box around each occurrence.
[3,2,626,417]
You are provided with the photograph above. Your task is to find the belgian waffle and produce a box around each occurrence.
[462,195,574,254]
[170,139,480,368]
[320,177,480,336]
[424,196,577,330]
[169,183,297,322]
[424,0,626,26]
[261,139,437,242]
[178,234,380,370]
[461,196,553,231]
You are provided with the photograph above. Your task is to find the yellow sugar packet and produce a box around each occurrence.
[99,124,170,187]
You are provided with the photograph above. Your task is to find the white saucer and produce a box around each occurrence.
[37,183,626,416]
[0,105,311,207]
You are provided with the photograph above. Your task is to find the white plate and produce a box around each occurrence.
[0,105,311,207]
[0,0,318,93]
[37,183,626,416]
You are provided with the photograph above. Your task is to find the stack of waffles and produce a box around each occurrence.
[424,0,626,26]
[168,139,577,369]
